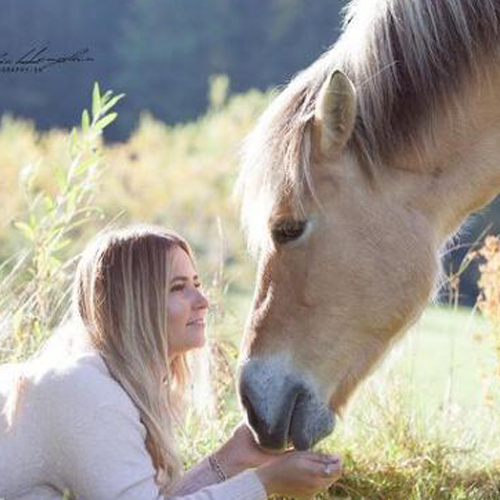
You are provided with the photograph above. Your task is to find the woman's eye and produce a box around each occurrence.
[171,282,202,292]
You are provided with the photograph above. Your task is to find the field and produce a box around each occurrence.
[1,83,499,499]
[379,305,496,414]
[194,300,500,500]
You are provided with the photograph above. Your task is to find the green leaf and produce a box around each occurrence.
[100,94,125,117]
[81,109,90,133]
[74,158,99,177]
[102,90,113,103]
[19,161,40,192]
[14,222,34,241]
[54,165,67,191]
[43,195,55,211]
[12,308,24,336]
[53,238,71,253]
[92,82,101,121]
[95,112,117,131]
[49,255,62,271]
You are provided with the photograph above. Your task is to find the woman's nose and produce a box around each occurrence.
[195,289,209,310]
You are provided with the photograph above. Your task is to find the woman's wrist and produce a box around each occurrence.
[208,454,227,482]
[213,441,251,479]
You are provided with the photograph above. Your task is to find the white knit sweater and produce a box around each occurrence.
[0,348,267,500]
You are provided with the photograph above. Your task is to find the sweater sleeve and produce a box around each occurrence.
[169,457,220,495]
[171,470,267,500]
[46,393,266,500]
[169,456,266,498]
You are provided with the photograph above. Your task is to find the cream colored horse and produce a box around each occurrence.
[236,0,500,451]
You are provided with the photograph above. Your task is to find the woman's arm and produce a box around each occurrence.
[170,422,279,496]
[169,427,254,495]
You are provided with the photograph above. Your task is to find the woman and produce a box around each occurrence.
[0,225,342,500]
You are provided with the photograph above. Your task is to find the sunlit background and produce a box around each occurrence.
[1,3,500,497]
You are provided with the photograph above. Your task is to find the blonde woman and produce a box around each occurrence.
[0,225,342,500]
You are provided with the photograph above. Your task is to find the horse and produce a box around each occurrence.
[235,0,500,451]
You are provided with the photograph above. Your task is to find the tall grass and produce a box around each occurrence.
[0,83,124,363]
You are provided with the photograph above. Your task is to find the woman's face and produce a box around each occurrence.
[167,246,209,358]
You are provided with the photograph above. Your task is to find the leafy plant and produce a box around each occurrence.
[476,235,500,399]
[0,83,124,363]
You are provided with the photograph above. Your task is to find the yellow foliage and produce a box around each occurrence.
[0,87,271,293]
[476,235,500,393]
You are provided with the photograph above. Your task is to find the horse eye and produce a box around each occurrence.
[271,220,307,245]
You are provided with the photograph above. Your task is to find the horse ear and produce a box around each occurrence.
[314,70,357,155]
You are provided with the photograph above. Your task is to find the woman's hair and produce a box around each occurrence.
[3,224,214,493]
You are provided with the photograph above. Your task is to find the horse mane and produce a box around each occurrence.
[237,0,500,253]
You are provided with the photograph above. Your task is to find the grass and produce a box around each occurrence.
[380,305,496,415]
[193,297,500,500]
[320,304,500,499]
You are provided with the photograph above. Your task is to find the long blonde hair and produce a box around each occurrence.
[3,224,214,493]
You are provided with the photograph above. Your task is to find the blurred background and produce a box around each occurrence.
[1,0,499,307]
[0,0,345,140]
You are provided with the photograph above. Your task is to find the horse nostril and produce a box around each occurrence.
[241,394,260,430]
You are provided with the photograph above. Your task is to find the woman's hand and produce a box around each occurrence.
[228,421,283,468]
[255,450,342,500]
[213,421,283,478]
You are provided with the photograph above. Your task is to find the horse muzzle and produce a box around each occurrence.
[238,357,335,450]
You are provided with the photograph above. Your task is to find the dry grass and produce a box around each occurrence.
[477,236,500,388]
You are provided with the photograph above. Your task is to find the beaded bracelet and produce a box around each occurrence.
[208,454,227,483]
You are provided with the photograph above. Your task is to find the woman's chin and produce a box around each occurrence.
[195,335,207,349]
[189,332,206,350]
[187,325,206,341]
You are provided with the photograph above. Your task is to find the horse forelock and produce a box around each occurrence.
[237,0,500,253]
[236,70,321,256]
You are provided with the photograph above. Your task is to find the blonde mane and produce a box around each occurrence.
[237,0,500,254]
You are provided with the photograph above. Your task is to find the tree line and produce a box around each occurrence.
[0,0,345,141]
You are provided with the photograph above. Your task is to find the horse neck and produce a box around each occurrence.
[392,65,500,246]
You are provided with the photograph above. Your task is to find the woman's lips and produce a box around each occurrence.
[186,318,205,327]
